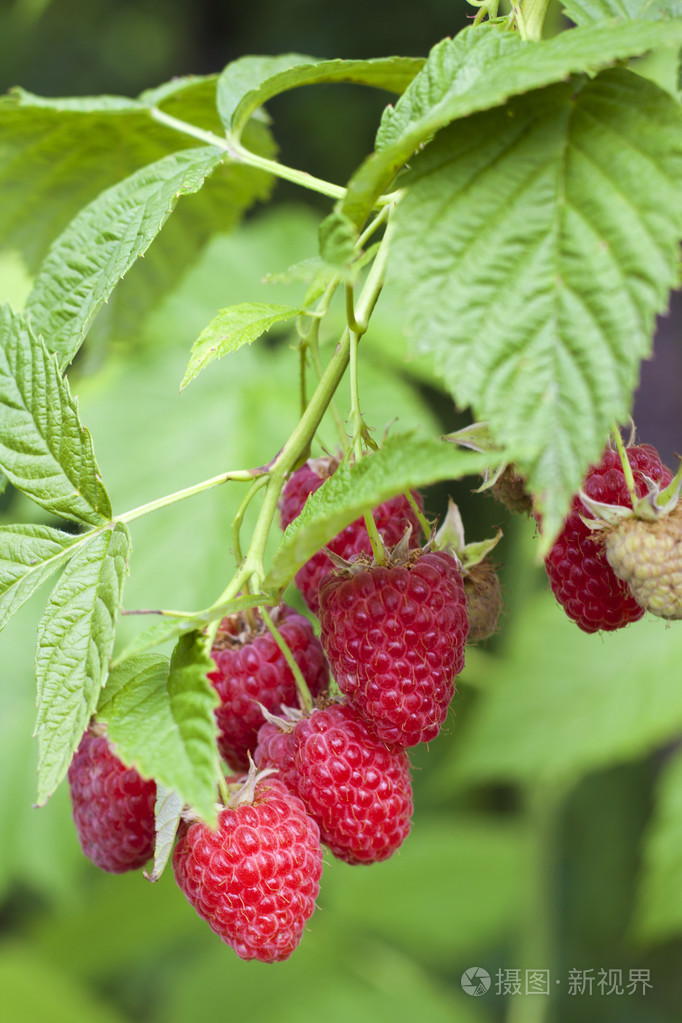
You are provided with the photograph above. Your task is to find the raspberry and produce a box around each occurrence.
[172,772,322,962]
[67,728,156,873]
[255,702,413,864]
[318,548,469,747]
[489,464,533,515]
[544,444,672,632]
[463,559,502,642]
[605,503,682,620]
[209,605,328,771]
[279,457,424,613]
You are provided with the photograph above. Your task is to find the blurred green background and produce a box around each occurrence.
[2,1,682,1021]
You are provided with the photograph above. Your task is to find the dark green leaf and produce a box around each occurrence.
[388,69,682,545]
[0,306,111,525]
[35,523,131,805]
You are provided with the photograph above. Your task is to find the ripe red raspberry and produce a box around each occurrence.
[209,605,328,771]
[172,772,323,962]
[255,702,413,864]
[67,728,156,873]
[279,456,424,613]
[318,549,469,748]
[544,444,672,632]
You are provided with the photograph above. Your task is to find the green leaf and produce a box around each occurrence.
[265,433,492,592]
[318,209,360,270]
[443,594,682,790]
[96,635,220,826]
[634,748,682,943]
[0,82,275,347]
[0,524,77,633]
[113,593,273,663]
[0,306,111,525]
[26,147,230,370]
[387,69,682,545]
[218,54,424,139]
[181,302,301,390]
[0,79,221,272]
[564,0,682,25]
[35,523,131,805]
[341,19,682,228]
[145,784,184,883]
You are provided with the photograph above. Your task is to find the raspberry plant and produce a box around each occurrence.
[2,0,682,989]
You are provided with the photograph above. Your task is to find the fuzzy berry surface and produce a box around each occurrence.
[255,702,413,865]
[67,730,156,873]
[279,458,424,613]
[606,503,682,620]
[209,605,328,771]
[544,444,672,632]
[318,549,469,748]
[172,776,322,962]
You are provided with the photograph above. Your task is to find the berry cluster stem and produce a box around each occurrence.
[611,425,639,508]
[260,606,313,712]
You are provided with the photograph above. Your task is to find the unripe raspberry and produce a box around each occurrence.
[318,548,469,747]
[209,605,328,770]
[255,702,413,865]
[279,457,424,613]
[173,772,323,962]
[605,503,682,619]
[544,444,672,632]
[68,729,156,873]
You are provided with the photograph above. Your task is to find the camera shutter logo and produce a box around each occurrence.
[461,967,491,996]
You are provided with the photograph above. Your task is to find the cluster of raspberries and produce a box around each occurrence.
[68,456,489,963]
[68,441,679,962]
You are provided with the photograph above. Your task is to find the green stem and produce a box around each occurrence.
[150,106,346,203]
[506,783,564,1023]
[260,606,313,712]
[364,510,386,564]
[117,466,261,526]
[404,489,431,541]
[611,425,638,508]
[233,477,269,566]
[518,0,551,40]
[212,224,392,619]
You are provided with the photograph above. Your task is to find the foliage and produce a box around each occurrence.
[2,0,682,1019]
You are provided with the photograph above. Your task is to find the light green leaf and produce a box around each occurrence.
[265,433,492,592]
[341,19,682,228]
[442,594,682,790]
[318,209,359,270]
[0,306,111,525]
[218,53,424,139]
[113,593,273,663]
[96,636,220,826]
[145,784,184,883]
[388,69,682,546]
[634,748,682,943]
[26,147,229,370]
[564,0,682,25]
[0,524,78,633]
[35,523,131,805]
[181,302,301,390]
